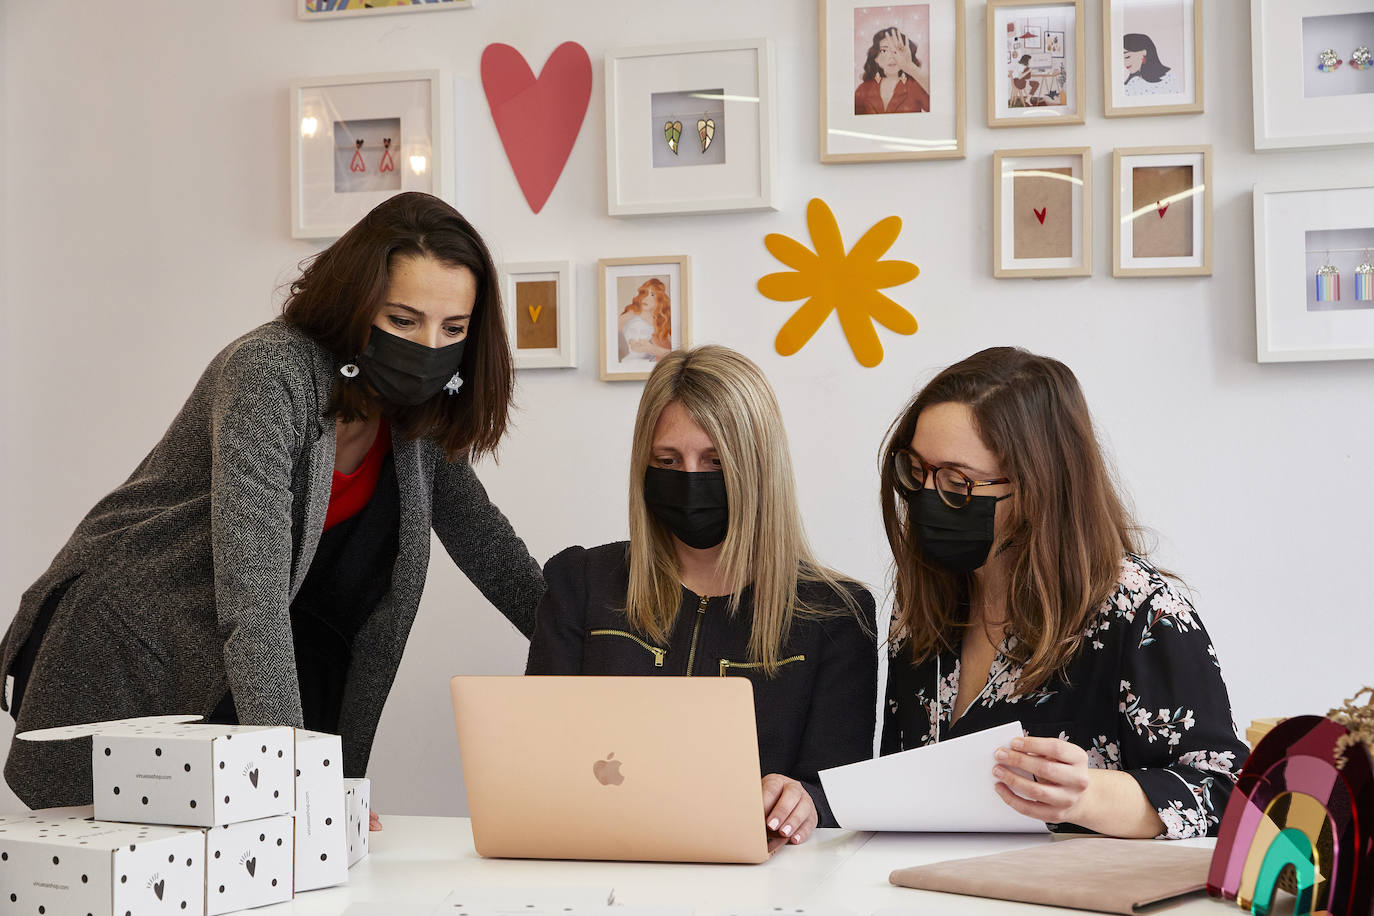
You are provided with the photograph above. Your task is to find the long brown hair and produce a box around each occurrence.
[625,346,863,674]
[281,192,514,461]
[623,278,672,349]
[880,347,1145,694]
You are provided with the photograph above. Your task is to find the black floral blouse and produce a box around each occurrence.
[881,555,1248,839]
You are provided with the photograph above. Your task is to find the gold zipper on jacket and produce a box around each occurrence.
[685,595,709,676]
[588,629,666,667]
[719,654,806,676]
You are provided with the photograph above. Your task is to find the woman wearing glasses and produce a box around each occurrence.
[879,347,1247,838]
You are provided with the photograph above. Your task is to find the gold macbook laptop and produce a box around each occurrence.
[450,675,771,864]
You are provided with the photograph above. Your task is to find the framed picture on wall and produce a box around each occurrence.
[1254,179,1374,362]
[1252,0,1374,149]
[992,147,1092,278]
[597,256,691,381]
[298,0,474,20]
[500,261,576,370]
[1112,146,1212,277]
[987,0,1085,127]
[818,0,966,162]
[1103,0,1204,117]
[604,40,777,217]
[289,70,450,239]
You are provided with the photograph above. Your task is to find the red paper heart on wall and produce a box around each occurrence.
[1034,207,1047,224]
[481,42,592,214]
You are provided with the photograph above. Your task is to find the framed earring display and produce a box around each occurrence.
[1252,0,1374,149]
[290,70,450,239]
[819,0,966,162]
[604,40,777,217]
[1255,180,1374,362]
[992,147,1091,278]
[1112,146,1212,277]
[298,0,474,20]
[987,0,1085,127]
[597,256,691,381]
[500,261,576,370]
[1103,0,1203,117]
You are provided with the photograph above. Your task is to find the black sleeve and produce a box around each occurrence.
[524,546,589,675]
[1116,581,1249,838]
[791,586,879,827]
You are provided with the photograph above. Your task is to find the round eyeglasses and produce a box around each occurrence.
[889,447,1011,509]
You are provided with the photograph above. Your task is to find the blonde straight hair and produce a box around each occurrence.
[625,346,862,675]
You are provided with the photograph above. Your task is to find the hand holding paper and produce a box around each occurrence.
[819,721,1046,833]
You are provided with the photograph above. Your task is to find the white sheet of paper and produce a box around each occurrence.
[819,721,1046,833]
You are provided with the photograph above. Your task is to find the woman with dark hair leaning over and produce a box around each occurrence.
[1,192,543,817]
[880,347,1248,838]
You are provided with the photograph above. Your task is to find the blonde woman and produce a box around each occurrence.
[527,346,877,845]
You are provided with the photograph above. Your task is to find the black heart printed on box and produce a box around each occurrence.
[154,879,165,900]
[249,769,259,788]
[245,857,256,878]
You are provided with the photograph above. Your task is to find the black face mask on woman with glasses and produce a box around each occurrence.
[906,489,1004,574]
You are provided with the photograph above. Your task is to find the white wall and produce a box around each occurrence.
[2,1,1372,818]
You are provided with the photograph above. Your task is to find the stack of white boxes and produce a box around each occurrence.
[0,717,368,915]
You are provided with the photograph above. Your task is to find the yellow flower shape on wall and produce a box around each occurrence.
[758,198,920,368]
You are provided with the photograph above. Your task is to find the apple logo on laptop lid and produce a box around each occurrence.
[592,752,624,786]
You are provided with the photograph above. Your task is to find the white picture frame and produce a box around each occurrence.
[1113,145,1212,277]
[289,70,451,239]
[597,256,692,381]
[604,39,778,217]
[1103,0,1203,117]
[819,0,967,163]
[992,147,1092,278]
[1251,0,1374,150]
[1254,179,1374,362]
[500,261,576,370]
[298,0,475,20]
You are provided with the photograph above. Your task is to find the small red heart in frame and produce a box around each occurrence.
[1034,207,1047,224]
[1156,201,1169,218]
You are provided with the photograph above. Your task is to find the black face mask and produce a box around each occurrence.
[907,488,1006,574]
[643,467,729,550]
[358,327,466,407]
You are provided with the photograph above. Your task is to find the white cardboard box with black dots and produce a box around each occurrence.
[0,813,205,916]
[342,777,370,868]
[292,730,347,892]
[203,815,293,915]
[90,723,294,828]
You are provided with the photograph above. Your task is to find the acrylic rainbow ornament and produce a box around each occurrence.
[1206,715,1374,916]
[1316,263,1341,303]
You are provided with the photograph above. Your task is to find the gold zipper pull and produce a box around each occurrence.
[719,659,730,676]
[697,595,709,613]
[652,648,665,667]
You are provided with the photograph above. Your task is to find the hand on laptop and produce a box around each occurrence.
[761,773,817,845]
[369,810,383,832]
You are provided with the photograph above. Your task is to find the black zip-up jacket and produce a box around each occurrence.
[525,542,878,827]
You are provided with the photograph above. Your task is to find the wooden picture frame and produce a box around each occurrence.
[1112,146,1212,277]
[1103,0,1204,118]
[500,261,576,370]
[597,256,692,381]
[992,147,1092,278]
[987,0,1086,128]
[818,0,966,163]
[298,0,474,20]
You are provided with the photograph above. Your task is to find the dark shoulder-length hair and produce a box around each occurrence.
[879,347,1148,695]
[281,191,514,462]
[861,28,921,82]
[1123,33,1171,83]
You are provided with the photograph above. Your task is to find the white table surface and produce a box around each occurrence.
[261,817,1224,916]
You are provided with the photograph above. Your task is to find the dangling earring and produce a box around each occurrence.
[1317,49,1343,72]
[1352,47,1372,71]
[697,115,715,153]
[340,362,360,379]
[664,120,682,155]
[379,137,396,173]
[350,139,366,172]
[1315,252,1340,302]
[443,370,464,395]
[1355,250,1373,302]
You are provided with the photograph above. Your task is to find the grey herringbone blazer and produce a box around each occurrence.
[1,320,543,807]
